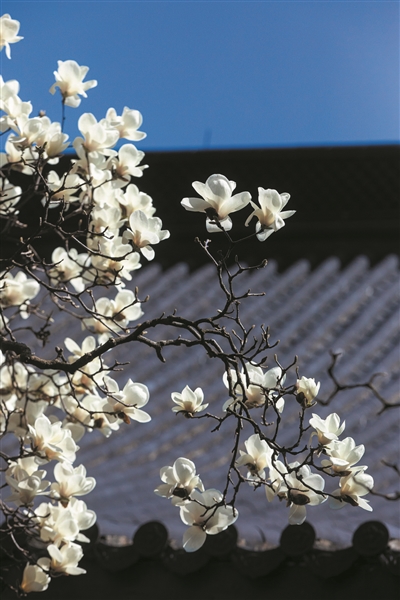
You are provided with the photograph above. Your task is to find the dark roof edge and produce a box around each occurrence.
[75,520,400,578]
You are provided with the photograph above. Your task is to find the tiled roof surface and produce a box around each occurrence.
[2,256,399,548]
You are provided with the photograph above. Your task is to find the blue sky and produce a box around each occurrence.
[1,1,399,150]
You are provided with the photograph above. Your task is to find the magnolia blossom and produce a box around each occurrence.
[0,270,39,314]
[6,459,50,506]
[50,60,97,107]
[0,357,28,401]
[223,363,285,411]
[296,376,320,406]
[309,413,345,446]
[110,144,148,183]
[14,115,69,159]
[102,376,151,424]
[102,106,146,141]
[0,178,22,215]
[154,457,204,505]
[49,247,89,292]
[0,14,23,59]
[89,204,124,240]
[39,121,69,158]
[72,145,112,188]
[245,188,295,242]
[9,115,46,150]
[124,210,170,261]
[35,498,96,547]
[321,437,365,474]
[329,468,373,511]
[83,290,143,340]
[89,235,141,285]
[181,174,251,232]
[73,112,119,154]
[171,385,208,416]
[46,171,84,207]
[118,183,155,219]
[0,77,32,137]
[44,542,86,575]
[28,414,78,463]
[64,336,106,393]
[0,137,37,173]
[74,391,120,438]
[180,489,238,552]
[20,563,50,594]
[266,461,326,524]
[51,463,96,506]
[236,433,273,484]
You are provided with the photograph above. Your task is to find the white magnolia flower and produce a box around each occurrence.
[83,290,143,340]
[72,145,113,188]
[45,542,86,575]
[102,106,146,141]
[0,360,29,404]
[92,180,122,209]
[181,174,251,232]
[49,247,89,292]
[0,76,23,111]
[50,60,97,107]
[118,183,155,219]
[0,14,23,59]
[236,433,273,484]
[89,205,123,242]
[223,363,285,411]
[35,498,96,547]
[62,391,112,438]
[309,412,345,446]
[46,171,84,206]
[9,115,46,149]
[51,463,96,506]
[180,489,238,552]
[110,144,148,183]
[0,270,39,314]
[245,188,295,241]
[39,121,69,158]
[321,437,365,474]
[89,235,141,285]
[73,112,119,153]
[20,563,50,594]
[329,468,373,511]
[0,77,32,133]
[0,178,22,215]
[171,385,208,416]
[296,376,320,406]
[28,414,78,463]
[265,461,326,524]
[75,391,119,438]
[6,459,50,506]
[0,137,37,174]
[103,376,151,424]
[124,210,170,261]
[154,457,204,505]
[27,371,63,405]
[64,336,104,393]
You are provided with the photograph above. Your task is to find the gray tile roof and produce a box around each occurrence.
[2,256,399,548]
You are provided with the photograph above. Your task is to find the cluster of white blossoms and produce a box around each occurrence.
[156,367,373,550]
[0,15,375,596]
[181,173,295,239]
[0,17,159,593]
[155,458,238,552]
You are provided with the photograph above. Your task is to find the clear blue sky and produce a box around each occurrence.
[1,1,399,150]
